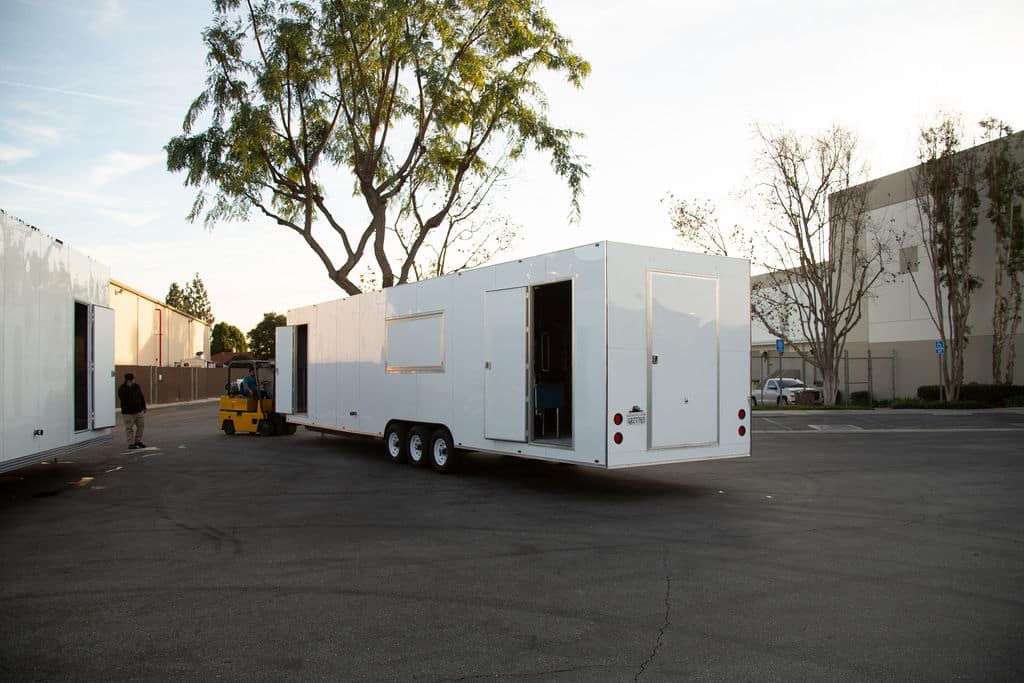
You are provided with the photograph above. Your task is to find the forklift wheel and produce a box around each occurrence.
[259,420,273,437]
[223,420,235,435]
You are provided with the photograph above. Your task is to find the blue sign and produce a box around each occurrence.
[935,340,945,355]
[776,339,785,354]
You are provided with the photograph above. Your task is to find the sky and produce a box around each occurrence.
[2,0,1022,334]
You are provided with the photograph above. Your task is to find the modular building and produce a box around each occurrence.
[1,210,115,474]
[276,242,750,471]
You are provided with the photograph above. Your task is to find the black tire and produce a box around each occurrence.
[384,422,408,463]
[259,420,273,437]
[429,427,460,473]
[223,419,235,435]
[407,425,432,467]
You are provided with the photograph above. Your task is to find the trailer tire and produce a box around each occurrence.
[384,423,408,463]
[429,428,460,473]
[407,425,431,467]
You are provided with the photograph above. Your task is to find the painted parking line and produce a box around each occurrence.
[809,424,863,432]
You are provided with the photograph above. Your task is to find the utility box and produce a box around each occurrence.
[1,211,115,473]
[277,242,750,470]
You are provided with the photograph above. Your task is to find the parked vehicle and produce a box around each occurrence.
[275,242,751,472]
[1,212,115,474]
[751,377,821,406]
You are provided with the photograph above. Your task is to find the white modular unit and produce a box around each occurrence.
[278,242,750,469]
[1,211,115,474]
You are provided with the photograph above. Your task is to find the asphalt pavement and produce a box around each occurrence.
[1,405,1022,681]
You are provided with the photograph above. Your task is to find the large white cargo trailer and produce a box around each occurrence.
[276,242,750,471]
[1,210,115,474]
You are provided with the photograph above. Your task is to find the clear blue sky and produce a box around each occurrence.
[2,0,1022,333]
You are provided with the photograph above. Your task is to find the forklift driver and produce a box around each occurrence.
[241,367,260,399]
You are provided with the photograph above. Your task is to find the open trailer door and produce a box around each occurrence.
[275,326,295,414]
[484,287,528,442]
[91,304,116,429]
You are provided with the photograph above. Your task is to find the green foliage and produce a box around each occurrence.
[165,273,215,324]
[165,282,186,310]
[917,383,1024,405]
[248,312,287,359]
[211,322,248,354]
[167,0,589,293]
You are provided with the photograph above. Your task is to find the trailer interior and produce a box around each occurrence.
[531,280,573,446]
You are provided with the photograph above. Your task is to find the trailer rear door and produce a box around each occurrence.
[484,287,528,441]
[648,272,718,448]
[91,305,115,429]
[275,326,295,414]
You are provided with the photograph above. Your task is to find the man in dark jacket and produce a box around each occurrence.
[117,373,148,449]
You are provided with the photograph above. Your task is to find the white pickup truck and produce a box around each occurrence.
[751,377,822,406]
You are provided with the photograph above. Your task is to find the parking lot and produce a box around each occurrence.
[2,404,1023,681]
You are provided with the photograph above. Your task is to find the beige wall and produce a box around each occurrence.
[110,280,211,367]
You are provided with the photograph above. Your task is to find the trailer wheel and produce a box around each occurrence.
[384,423,408,463]
[407,425,431,467]
[223,420,235,435]
[429,428,460,473]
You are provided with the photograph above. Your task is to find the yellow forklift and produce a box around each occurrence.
[218,359,295,436]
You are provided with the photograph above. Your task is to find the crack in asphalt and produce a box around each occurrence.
[634,548,672,682]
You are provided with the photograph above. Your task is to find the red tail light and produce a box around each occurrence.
[613,413,623,425]
[738,408,746,420]
[738,426,746,437]
[613,432,623,444]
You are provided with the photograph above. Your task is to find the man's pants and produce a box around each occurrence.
[124,413,145,446]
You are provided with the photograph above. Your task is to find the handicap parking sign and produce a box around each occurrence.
[776,339,785,354]
[935,340,945,354]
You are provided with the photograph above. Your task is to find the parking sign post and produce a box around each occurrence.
[935,340,946,401]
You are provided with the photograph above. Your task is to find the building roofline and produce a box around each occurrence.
[109,278,212,327]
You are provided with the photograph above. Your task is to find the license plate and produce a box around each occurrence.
[626,413,646,425]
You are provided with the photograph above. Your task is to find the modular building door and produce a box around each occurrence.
[648,272,719,448]
[484,287,527,442]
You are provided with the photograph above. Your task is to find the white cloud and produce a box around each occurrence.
[90,151,163,187]
[97,207,158,227]
[0,119,61,145]
[0,144,36,163]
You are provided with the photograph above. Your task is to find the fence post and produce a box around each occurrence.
[867,349,874,403]
[843,350,850,405]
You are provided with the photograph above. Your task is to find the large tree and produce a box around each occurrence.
[212,322,248,354]
[979,119,1024,384]
[165,273,215,324]
[167,0,589,294]
[749,126,887,405]
[673,126,886,405]
[908,115,981,401]
[248,312,287,359]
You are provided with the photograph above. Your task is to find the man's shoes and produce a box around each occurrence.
[128,444,138,450]
[135,442,147,449]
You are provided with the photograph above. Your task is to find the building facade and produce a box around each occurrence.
[752,132,1024,399]
[110,280,211,367]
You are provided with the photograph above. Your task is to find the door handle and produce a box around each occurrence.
[485,361,492,370]
[651,355,659,365]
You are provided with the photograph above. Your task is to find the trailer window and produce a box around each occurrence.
[531,281,572,446]
[74,302,88,431]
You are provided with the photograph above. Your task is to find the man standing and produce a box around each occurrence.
[118,373,148,449]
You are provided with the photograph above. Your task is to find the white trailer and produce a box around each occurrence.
[1,210,115,474]
[276,242,750,471]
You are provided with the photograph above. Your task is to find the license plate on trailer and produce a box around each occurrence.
[627,413,646,425]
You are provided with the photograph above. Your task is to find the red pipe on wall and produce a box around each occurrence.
[158,308,163,367]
